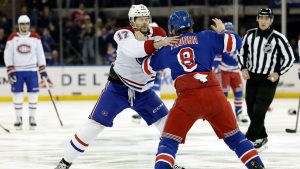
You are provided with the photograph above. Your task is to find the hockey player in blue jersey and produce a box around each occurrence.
[213,22,248,123]
[142,10,265,169]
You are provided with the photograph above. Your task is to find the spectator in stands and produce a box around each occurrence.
[63,19,81,64]
[30,25,37,33]
[25,0,43,12]
[0,15,11,35]
[101,17,117,57]
[41,27,57,65]
[80,15,95,64]
[98,26,108,57]
[103,42,116,65]
[70,2,90,27]
[38,5,56,32]
[68,0,81,8]
[290,37,299,63]
[17,6,35,26]
[0,28,7,66]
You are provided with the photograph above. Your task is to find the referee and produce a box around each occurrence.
[238,8,295,150]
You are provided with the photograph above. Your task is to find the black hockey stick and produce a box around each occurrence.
[43,77,63,126]
[286,97,300,133]
[0,123,10,133]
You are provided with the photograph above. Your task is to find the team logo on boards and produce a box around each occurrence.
[17,44,31,54]
[263,43,273,54]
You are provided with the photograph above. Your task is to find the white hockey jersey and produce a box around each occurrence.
[4,32,46,71]
[113,26,166,92]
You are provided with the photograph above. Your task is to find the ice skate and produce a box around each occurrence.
[236,110,248,123]
[29,116,37,130]
[173,164,185,169]
[254,138,268,152]
[249,159,265,169]
[55,158,72,169]
[288,108,297,115]
[14,117,23,130]
[132,114,141,124]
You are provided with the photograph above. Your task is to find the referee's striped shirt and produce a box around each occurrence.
[238,28,295,75]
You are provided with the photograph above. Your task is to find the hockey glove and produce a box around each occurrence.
[39,65,48,79]
[39,65,53,87]
[7,66,17,84]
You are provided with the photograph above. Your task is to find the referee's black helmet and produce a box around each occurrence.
[257,8,274,22]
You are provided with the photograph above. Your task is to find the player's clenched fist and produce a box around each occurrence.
[134,31,147,41]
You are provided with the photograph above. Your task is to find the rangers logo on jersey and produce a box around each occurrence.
[17,44,31,54]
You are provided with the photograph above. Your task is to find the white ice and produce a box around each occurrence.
[0,99,299,169]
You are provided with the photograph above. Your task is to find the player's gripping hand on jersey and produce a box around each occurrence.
[134,30,179,48]
[154,36,179,48]
[7,66,17,84]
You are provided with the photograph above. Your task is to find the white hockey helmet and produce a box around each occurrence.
[18,15,30,24]
[128,4,151,23]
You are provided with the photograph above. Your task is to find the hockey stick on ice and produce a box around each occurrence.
[286,97,300,133]
[0,123,10,133]
[43,77,63,126]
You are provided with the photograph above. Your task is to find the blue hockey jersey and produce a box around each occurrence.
[142,30,242,80]
[213,51,240,72]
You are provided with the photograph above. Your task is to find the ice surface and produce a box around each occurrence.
[0,99,299,169]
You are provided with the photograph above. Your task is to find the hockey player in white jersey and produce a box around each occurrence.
[55,4,181,169]
[4,15,52,130]
[131,22,164,123]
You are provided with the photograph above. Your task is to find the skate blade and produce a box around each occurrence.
[256,145,268,153]
[29,126,36,130]
[132,118,141,124]
[240,119,248,123]
[15,126,22,130]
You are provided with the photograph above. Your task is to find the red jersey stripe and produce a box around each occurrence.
[143,57,153,75]
[74,134,89,147]
[240,149,258,164]
[226,33,233,52]
[156,153,175,167]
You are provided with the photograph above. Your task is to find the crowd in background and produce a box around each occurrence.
[0,0,299,66]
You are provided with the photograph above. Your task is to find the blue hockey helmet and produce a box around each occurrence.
[168,10,192,35]
[224,22,234,31]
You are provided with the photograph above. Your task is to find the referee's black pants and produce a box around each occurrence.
[245,73,279,142]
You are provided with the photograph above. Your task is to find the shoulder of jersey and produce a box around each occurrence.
[196,30,211,37]
[152,26,166,37]
[29,32,41,39]
[272,30,282,36]
[7,32,19,41]
[272,30,287,40]
[117,26,134,33]
[246,28,257,34]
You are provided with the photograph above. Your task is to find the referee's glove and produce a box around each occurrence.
[7,66,17,85]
